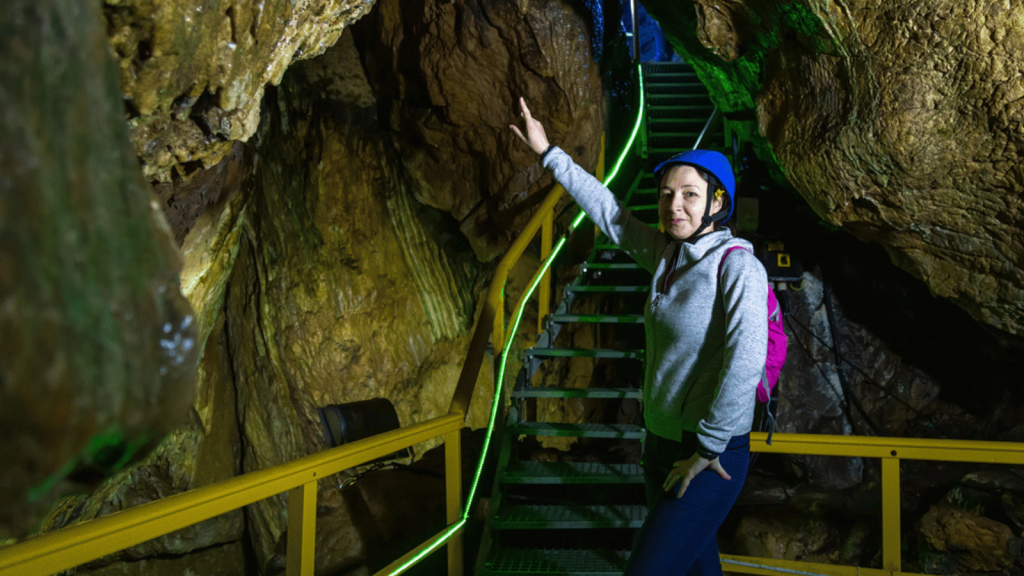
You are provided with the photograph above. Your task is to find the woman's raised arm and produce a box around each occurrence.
[509,97,667,273]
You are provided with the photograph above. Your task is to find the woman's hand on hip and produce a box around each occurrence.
[663,453,732,499]
[509,97,550,156]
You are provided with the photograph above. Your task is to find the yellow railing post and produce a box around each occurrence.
[445,429,464,576]
[538,211,553,338]
[286,480,317,576]
[881,456,901,573]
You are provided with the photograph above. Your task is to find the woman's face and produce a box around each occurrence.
[658,164,723,241]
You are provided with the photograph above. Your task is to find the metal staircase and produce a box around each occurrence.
[642,61,721,167]
[475,61,722,576]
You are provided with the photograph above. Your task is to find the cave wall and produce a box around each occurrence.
[641,0,1024,336]
[353,0,606,261]
[105,0,378,182]
[15,0,608,571]
[0,0,198,538]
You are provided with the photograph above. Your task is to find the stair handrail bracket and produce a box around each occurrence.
[448,180,568,419]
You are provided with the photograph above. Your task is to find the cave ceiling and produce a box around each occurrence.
[105,0,378,182]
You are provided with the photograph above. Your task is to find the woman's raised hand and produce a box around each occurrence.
[509,97,550,156]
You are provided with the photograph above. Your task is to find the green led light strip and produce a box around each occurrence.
[386,63,645,576]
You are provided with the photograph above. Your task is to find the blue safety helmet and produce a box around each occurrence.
[653,150,736,229]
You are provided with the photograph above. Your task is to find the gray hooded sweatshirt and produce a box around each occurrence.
[543,147,769,454]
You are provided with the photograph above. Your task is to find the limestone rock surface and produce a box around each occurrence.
[354,0,605,261]
[105,0,378,182]
[732,508,869,565]
[0,0,197,538]
[918,502,1016,572]
[38,311,243,568]
[35,0,609,566]
[644,0,1024,336]
[222,68,489,566]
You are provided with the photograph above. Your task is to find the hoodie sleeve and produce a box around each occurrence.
[695,248,769,455]
[542,147,668,273]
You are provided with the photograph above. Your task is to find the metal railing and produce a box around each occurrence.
[5,61,1024,576]
[728,432,1024,576]
[0,414,465,576]
[0,130,607,576]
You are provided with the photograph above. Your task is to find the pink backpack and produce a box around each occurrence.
[720,247,788,443]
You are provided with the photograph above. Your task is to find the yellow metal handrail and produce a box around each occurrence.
[733,432,1024,575]
[6,98,1024,576]
[448,180,565,416]
[0,136,604,576]
[0,414,464,576]
[450,135,605,417]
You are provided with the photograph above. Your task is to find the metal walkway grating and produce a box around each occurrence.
[524,348,642,359]
[480,548,630,575]
[564,285,649,293]
[502,461,645,484]
[547,313,644,324]
[510,422,645,439]
[494,504,647,529]
[511,387,642,400]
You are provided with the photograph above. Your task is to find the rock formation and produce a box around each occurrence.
[0,0,197,538]
[12,0,606,572]
[642,0,1024,336]
[105,0,378,182]
[777,270,974,488]
[352,0,606,261]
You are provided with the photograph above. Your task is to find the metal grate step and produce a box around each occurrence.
[494,504,647,529]
[646,104,714,112]
[525,348,642,359]
[480,548,629,575]
[644,70,697,78]
[648,116,709,125]
[510,422,645,439]
[581,263,642,271]
[646,91,710,100]
[511,387,642,400]
[564,285,649,293]
[649,132,702,139]
[646,82,705,89]
[643,62,695,73]
[502,461,645,484]
[547,314,644,324]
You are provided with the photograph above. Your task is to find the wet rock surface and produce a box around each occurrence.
[0,0,197,538]
[194,39,496,568]
[918,502,1016,572]
[353,0,605,261]
[642,0,1024,337]
[106,0,378,182]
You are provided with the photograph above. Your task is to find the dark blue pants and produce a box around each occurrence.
[625,432,750,575]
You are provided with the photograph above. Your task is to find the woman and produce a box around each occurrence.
[510,97,768,575]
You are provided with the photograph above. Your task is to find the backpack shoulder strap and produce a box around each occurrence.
[718,245,751,280]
